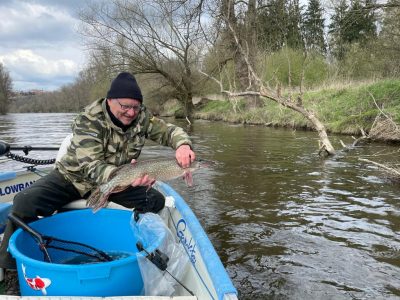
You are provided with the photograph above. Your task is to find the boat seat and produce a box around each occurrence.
[61,199,129,210]
[56,133,73,163]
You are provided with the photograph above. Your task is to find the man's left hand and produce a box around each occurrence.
[176,144,195,168]
[131,174,156,188]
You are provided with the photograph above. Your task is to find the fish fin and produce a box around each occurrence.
[91,192,111,212]
[184,171,193,186]
[86,187,101,207]
[91,205,103,213]
[87,186,111,212]
[91,185,130,212]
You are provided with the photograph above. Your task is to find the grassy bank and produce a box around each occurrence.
[189,79,400,139]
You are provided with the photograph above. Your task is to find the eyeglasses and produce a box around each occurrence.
[115,100,142,112]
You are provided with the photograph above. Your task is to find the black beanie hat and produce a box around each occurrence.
[107,72,143,102]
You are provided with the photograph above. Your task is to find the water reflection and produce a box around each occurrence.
[1,114,400,299]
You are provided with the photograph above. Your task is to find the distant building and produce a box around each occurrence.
[13,89,47,97]
[30,89,46,95]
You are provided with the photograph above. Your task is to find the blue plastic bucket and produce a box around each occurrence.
[8,209,161,296]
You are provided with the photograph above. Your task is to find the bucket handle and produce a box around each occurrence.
[8,214,45,244]
[8,213,52,262]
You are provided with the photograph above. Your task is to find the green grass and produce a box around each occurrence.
[198,100,231,113]
[303,79,400,134]
[193,79,400,137]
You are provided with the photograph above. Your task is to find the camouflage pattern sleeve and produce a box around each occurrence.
[71,114,117,185]
[145,113,192,149]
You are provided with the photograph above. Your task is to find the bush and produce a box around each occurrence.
[338,43,385,80]
[260,48,330,88]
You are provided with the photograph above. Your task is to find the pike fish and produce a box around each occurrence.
[87,158,207,211]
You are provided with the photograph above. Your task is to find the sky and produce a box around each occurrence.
[0,0,87,91]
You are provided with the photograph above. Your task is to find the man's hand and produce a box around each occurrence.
[176,144,195,168]
[130,158,155,189]
[131,174,156,188]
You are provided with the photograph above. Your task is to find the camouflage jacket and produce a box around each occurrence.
[56,98,192,196]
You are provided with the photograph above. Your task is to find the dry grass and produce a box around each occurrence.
[306,78,379,93]
[369,116,400,141]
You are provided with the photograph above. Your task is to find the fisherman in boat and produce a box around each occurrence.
[0,72,195,295]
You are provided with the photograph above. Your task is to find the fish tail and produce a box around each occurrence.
[91,192,111,212]
[93,193,110,212]
[86,187,101,207]
[86,186,111,212]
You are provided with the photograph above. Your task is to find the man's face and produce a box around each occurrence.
[107,98,142,126]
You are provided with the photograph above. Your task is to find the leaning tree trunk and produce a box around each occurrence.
[259,86,335,155]
[200,74,336,155]
[228,17,335,156]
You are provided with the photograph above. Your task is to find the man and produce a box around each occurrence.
[0,72,195,295]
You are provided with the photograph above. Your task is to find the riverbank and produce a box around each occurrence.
[183,79,400,142]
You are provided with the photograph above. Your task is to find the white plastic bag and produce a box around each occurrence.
[131,212,189,296]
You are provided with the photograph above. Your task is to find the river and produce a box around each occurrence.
[1,113,400,299]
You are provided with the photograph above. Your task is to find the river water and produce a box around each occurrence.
[1,113,400,299]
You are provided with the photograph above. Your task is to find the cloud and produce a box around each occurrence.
[0,0,86,91]
[0,50,80,90]
[0,2,78,48]
[22,0,84,15]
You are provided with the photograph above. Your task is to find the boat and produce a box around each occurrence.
[0,141,238,300]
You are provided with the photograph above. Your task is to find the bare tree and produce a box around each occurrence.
[201,16,336,156]
[362,0,400,10]
[0,63,13,115]
[79,0,207,119]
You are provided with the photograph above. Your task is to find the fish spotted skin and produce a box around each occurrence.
[86,158,205,211]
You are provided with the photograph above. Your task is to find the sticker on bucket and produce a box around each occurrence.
[21,264,52,295]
